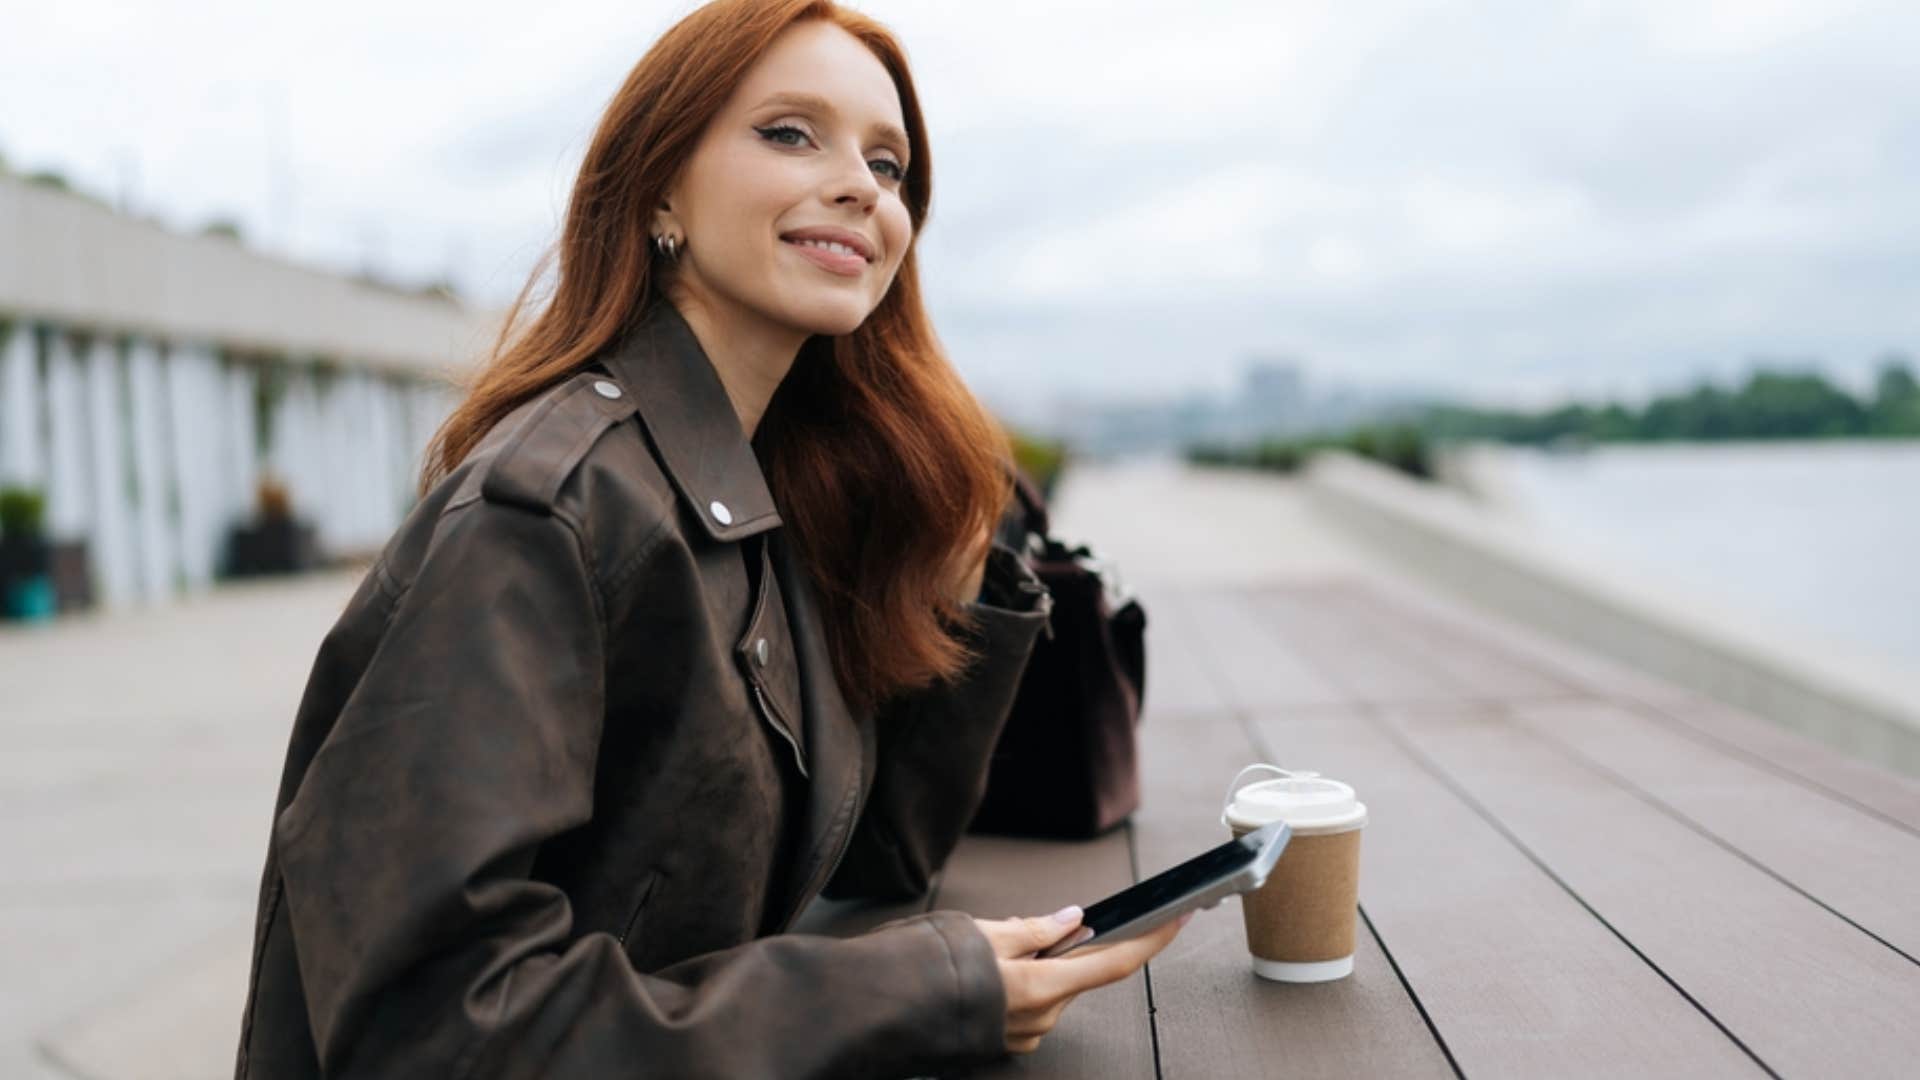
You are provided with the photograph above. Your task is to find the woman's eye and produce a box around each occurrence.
[759,123,905,182]
[756,123,810,147]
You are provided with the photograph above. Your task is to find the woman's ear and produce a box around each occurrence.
[650,196,680,245]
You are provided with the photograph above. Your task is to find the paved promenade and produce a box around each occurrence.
[0,571,364,1078]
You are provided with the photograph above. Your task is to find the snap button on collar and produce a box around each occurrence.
[754,637,769,666]
[592,379,623,399]
[710,500,733,525]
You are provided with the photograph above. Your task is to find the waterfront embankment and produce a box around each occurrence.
[1304,450,1920,779]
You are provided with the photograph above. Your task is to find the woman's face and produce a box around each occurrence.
[658,20,915,340]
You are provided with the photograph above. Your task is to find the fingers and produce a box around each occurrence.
[974,908,1083,960]
[989,908,1196,1057]
[1007,991,1076,1035]
[1030,911,1193,998]
[1005,992,1078,1051]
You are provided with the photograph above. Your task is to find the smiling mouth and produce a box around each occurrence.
[783,237,869,262]
[782,237,870,277]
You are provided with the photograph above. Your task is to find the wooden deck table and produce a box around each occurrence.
[796,578,1920,1079]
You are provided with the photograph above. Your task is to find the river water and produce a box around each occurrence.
[1483,440,1920,671]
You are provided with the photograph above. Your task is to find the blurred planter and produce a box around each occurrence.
[49,539,94,613]
[224,517,319,578]
[224,474,319,578]
[0,486,56,622]
[0,534,56,621]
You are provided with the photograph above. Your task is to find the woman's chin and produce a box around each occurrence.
[785,302,872,339]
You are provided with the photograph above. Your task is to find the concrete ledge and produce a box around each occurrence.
[0,175,499,375]
[1300,451,1920,779]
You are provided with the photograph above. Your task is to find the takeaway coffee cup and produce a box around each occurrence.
[1220,764,1367,982]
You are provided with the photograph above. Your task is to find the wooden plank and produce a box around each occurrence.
[1328,573,1920,835]
[1171,584,1353,710]
[1326,582,1587,703]
[1238,585,1473,707]
[1647,696,1920,836]
[1350,575,1697,707]
[1242,708,1763,1077]
[1513,699,1920,960]
[1137,584,1236,718]
[937,830,1154,1079]
[1381,707,1920,1079]
[1134,706,1455,1079]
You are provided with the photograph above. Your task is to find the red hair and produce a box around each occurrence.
[422,0,1014,714]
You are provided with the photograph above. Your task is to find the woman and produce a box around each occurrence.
[234,1,1186,1077]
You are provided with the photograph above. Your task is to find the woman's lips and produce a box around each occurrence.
[783,238,866,277]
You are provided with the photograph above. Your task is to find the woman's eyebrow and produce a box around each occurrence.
[753,91,911,156]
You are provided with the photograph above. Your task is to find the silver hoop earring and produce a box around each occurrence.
[654,233,680,261]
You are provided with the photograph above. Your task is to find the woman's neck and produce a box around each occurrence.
[663,287,806,441]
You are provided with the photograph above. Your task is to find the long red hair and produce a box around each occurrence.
[422,0,1014,714]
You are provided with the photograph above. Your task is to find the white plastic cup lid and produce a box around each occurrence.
[1221,763,1367,835]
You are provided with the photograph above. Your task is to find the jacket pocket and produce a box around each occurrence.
[616,869,661,948]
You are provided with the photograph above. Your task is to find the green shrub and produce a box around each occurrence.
[1009,429,1068,494]
[1183,425,1434,482]
[0,487,48,537]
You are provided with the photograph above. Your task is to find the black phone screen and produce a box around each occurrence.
[1078,831,1263,939]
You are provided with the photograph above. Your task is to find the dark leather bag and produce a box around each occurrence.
[968,469,1147,840]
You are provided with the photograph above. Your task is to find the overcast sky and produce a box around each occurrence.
[4,0,1917,415]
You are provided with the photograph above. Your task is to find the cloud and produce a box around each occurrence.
[4,0,1916,404]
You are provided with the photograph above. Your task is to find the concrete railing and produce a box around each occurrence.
[1300,451,1920,779]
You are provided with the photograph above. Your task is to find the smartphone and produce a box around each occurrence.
[1037,820,1291,958]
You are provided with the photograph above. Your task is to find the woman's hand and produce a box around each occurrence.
[972,906,1193,1055]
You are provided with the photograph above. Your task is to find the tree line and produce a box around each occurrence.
[1424,358,1920,445]
[1187,356,1920,482]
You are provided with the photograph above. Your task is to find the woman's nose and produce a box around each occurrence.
[827,145,880,208]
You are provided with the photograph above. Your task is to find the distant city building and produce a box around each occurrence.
[0,174,497,610]
[1049,353,1431,457]
[1243,355,1304,411]
[1225,355,1308,441]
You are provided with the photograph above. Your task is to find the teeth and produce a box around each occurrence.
[791,238,861,259]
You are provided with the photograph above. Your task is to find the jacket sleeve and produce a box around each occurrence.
[271,496,1007,1080]
[821,540,1053,901]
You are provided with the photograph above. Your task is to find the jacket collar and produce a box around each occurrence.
[597,298,784,544]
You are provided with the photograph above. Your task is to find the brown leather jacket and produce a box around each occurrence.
[235,299,1055,1079]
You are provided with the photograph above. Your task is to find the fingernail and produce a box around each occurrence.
[1051,905,1082,924]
